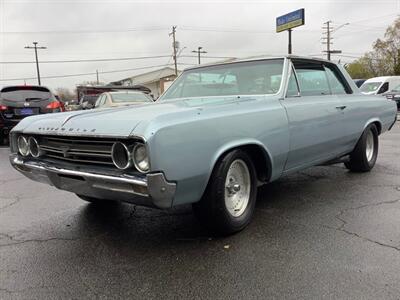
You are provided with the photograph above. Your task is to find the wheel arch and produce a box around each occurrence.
[363,118,382,135]
[209,140,273,185]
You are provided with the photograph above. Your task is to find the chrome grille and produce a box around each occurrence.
[38,136,115,166]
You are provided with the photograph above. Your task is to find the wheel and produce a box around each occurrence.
[193,149,258,235]
[76,194,117,205]
[344,124,379,172]
[0,133,5,146]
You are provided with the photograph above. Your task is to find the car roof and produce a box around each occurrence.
[0,85,51,92]
[107,91,146,95]
[183,55,334,71]
[364,76,400,83]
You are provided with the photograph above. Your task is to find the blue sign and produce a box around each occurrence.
[276,9,305,33]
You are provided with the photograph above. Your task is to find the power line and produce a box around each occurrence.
[0,63,177,82]
[0,27,169,34]
[0,54,172,64]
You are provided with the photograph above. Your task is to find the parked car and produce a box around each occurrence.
[8,56,397,234]
[353,79,366,88]
[94,91,153,108]
[360,76,400,95]
[385,84,400,111]
[80,94,99,109]
[0,85,64,145]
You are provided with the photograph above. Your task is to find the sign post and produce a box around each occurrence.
[276,9,305,55]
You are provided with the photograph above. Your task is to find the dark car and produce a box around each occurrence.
[354,79,366,88]
[80,94,99,109]
[385,84,400,111]
[0,85,64,144]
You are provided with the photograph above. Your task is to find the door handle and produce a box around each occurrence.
[335,105,347,110]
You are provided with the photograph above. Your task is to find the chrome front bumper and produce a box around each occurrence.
[10,154,176,209]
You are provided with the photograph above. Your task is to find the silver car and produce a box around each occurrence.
[9,56,398,234]
[94,91,153,108]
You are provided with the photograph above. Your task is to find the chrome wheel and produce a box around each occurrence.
[224,159,251,217]
[365,129,374,162]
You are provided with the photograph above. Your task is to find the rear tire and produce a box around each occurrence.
[76,194,117,205]
[192,149,258,235]
[344,124,379,172]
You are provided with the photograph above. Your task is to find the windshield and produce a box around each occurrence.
[360,82,382,93]
[392,84,400,92]
[111,93,152,103]
[0,86,51,102]
[160,59,284,101]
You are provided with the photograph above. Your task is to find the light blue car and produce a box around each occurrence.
[9,56,398,234]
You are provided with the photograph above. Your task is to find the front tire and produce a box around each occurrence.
[193,149,258,235]
[345,124,379,172]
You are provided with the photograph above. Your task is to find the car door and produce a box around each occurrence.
[281,59,346,171]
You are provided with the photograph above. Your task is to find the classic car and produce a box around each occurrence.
[94,91,154,109]
[9,56,398,234]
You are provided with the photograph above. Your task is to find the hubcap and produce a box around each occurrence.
[365,130,374,162]
[224,159,251,217]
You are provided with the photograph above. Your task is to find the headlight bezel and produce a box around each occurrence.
[111,141,132,170]
[132,143,150,173]
[17,135,30,157]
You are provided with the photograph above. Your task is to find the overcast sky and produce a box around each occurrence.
[0,0,399,92]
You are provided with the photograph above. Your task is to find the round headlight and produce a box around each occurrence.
[132,143,149,173]
[111,142,131,170]
[17,136,30,157]
[28,137,42,158]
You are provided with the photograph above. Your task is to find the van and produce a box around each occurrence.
[360,76,400,95]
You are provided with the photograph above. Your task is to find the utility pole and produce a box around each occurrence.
[288,29,292,54]
[24,42,46,85]
[322,21,348,60]
[322,21,332,60]
[191,47,207,64]
[96,70,99,84]
[169,26,178,76]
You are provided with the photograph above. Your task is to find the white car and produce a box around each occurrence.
[360,76,400,95]
[94,91,153,108]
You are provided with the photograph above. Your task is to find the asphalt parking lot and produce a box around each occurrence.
[1,121,399,299]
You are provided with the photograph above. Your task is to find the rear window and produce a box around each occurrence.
[111,93,152,103]
[0,86,51,102]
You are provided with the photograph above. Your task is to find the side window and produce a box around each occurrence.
[292,60,330,96]
[324,64,349,95]
[96,95,105,107]
[94,96,102,107]
[102,95,108,105]
[377,82,389,94]
[286,66,300,97]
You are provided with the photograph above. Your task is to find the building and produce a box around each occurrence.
[110,67,181,99]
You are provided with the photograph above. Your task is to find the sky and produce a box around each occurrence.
[0,0,399,92]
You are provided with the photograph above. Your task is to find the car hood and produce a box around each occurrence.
[14,96,265,137]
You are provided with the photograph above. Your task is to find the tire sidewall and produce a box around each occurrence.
[362,124,379,169]
[211,150,258,233]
